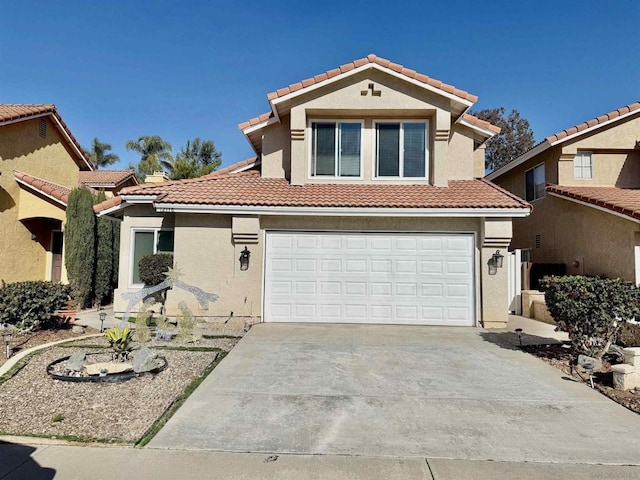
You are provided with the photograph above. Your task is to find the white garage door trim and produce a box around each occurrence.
[263,231,477,326]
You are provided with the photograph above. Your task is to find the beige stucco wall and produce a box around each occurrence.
[509,194,638,281]
[0,117,82,283]
[261,119,291,179]
[114,211,513,327]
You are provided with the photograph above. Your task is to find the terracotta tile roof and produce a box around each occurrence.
[79,170,138,187]
[0,104,94,170]
[546,101,640,144]
[265,54,478,104]
[547,184,640,221]
[461,114,501,134]
[238,112,274,131]
[96,170,530,212]
[93,195,123,214]
[14,170,72,205]
[207,157,259,176]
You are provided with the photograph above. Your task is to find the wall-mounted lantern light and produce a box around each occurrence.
[239,246,251,271]
[488,250,505,275]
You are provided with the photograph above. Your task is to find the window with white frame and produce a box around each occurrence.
[375,121,428,178]
[311,121,362,177]
[525,163,545,201]
[131,229,174,285]
[574,151,592,179]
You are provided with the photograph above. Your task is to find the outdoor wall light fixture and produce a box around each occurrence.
[488,250,504,275]
[239,246,251,271]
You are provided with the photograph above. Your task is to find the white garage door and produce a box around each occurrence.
[264,232,476,326]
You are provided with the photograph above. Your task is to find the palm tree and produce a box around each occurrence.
[88,137,119,168]
[125,136,173,178]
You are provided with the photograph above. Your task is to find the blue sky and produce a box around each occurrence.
[1,1,638,171]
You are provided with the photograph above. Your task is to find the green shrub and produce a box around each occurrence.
[138,254,174,286]
[617,323,640,347]
[0,281,71,330]
[65,187,96,308]
[540,275,640,360]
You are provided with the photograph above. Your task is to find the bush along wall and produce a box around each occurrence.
[0,281,71,330]
[540,275,640,360]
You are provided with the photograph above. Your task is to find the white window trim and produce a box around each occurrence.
[129,228,174,288]
[525,162,545,202]
[372,119,430,180]
[307,119,364,180]
[574,151,593,180]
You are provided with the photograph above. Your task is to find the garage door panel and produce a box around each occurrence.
[265,232,475,325]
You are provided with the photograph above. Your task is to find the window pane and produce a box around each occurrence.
[313,123,335,176]
[133,231,154,284]
[403,123,426,177]
[377,124,400,176]
[525,169,534,201]
[339,123,361,176]
[157,231,174,254]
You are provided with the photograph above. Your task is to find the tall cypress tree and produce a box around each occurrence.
[65,188,96,308]
[94,191,113,305]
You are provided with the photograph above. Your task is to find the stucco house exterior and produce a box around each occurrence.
[96,54,531,328]
[0,104,96,283]
[487,101,640,283]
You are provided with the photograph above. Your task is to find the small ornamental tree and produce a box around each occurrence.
[138,253,174,307]
[65,187,96,308]
[540,275,640,361]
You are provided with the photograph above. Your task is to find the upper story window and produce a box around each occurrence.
[311,121,362,177]
[525,163,545,201]
[574,151,592,179]
[131,229,174,286]
[375,121,428,178]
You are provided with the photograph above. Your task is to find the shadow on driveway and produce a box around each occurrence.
[0,441,55,479]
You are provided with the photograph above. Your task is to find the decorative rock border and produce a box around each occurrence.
[46,354,167,383]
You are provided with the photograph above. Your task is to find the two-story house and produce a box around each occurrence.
[96,54,530,328]
[488,101,640,284]
[0,104,95,283]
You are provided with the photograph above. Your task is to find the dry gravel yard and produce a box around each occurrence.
[0,336,239,444]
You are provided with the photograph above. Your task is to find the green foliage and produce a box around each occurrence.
[169,138,222,180]
[65,188,96,308]
[138,254,174,286]
[112,221,120,290]
[175,301,195,343]
[617,323,640,347]
[105,325,133,360]
[52,413,65,423]
[87,137,119,168]
[0,281,71,330]
[94,191,114,306]
[540,275,640,359]
[126,135,173,179]
[469,107,535,173]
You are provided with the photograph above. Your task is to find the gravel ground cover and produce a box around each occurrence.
[0,335,239,444]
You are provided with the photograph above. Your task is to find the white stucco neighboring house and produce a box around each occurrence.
[95,54,531,328]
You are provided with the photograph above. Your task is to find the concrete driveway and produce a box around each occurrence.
[149,323,640,464]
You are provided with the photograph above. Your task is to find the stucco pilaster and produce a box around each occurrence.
[480,218,513,328]
[289,106,306,186]
[432,108,450,187]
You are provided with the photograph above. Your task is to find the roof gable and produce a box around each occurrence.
[0,104,94,171]
[487,101,640,181]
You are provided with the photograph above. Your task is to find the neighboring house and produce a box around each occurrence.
[96,54,531,328]
[0,104,95,283]
[487,101,640,283]
[78,170,139,197]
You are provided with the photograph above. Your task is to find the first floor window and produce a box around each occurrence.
[525,164,545,201]
[376,122,428,178]
[574,151,592,179]
[131,229,174,284]
[311,122,361,177]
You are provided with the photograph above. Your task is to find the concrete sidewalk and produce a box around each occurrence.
[1,442,639,480]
